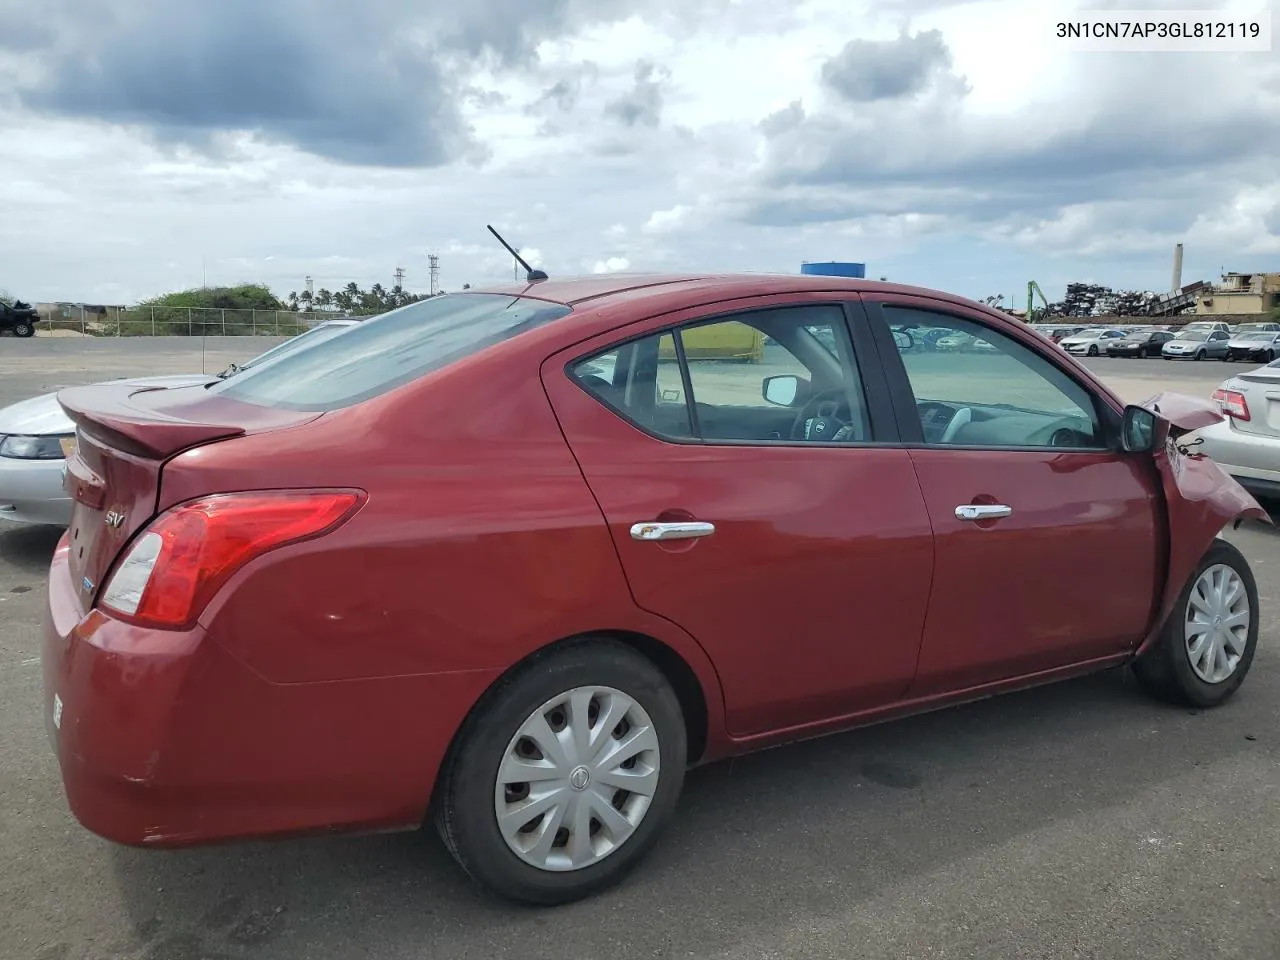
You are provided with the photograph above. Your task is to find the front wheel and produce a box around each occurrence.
[12,321,34,338]
[1088,344,1099,356]
[1132,539,1259,708]
[433,639,687,905]
[1195,349,1206,360]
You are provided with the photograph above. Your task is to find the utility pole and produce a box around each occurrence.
[394,267,405,290]
[428,254,440,296]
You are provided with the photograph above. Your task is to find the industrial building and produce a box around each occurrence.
[1195,272,1280,316]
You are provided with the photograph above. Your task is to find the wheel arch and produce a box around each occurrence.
[429,628,718,822]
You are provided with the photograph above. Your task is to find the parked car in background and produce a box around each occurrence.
[1202,361,1280,499]
[0,319,359,526]
[0,299,39,338]
[1038,325,1087,344]
[42,274,1266,906]
[934,331,974,351]
[1105,329,1175,358]
[1163,330,1230,360]
[1225,331,1280,362]
[1228,322,1280,335]
[1182,321,1232,335]
[1059,328,1127,356]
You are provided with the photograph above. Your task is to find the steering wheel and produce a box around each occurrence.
[789,388,854,441]
[939,406,973,443]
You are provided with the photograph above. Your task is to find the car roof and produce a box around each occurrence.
[465,273,984,313]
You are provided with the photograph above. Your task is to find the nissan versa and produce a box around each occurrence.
[42,274,1266,905]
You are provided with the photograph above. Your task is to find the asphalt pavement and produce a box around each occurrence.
[1,340,1277,960]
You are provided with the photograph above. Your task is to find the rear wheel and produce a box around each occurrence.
[434,639,687,904]
[1132,539,1258,708]
[12,321,34,338]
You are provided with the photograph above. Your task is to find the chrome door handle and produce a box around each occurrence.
[630,521,716,541]
[955,504,1012,521]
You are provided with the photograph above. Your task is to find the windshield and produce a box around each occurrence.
[1240,332,1275,341]
[208,293,572,411]
[230,322,357,374]
[1177,332,1208,342]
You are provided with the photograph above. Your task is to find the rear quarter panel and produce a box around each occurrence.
[159,337,728,747]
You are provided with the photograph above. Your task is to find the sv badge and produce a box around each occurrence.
[104,509,126,529]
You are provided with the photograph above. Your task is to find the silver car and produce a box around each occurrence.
[1199,361,1280,500]
[1059,328,1127,356]
[0,319,359,527]
[1162,330,1230,360]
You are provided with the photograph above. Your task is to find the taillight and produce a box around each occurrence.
[99,490,364,630]
[1211,388,1250,421]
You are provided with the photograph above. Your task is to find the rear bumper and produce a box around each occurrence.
[42,539,500,848]
[1195,420,1280,499]
[0,456,71,526]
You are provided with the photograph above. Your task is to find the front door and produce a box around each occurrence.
[865,295,1165,697]
[542,296,934,738]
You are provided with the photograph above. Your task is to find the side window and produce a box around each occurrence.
[884,306,1103,449]
[681,307,869,443]
[572,332,694,439]
[570,304,871,444]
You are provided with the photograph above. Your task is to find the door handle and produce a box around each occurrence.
[630,521,716,541]
[955,504,1012,521]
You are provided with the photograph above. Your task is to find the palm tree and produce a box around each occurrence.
[316,289,334,311]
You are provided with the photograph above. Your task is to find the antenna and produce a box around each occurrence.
[486,225,548,282]
[394,266,405,290]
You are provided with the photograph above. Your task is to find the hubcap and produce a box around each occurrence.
[1185,563,1250,684]
[495,686,661,872]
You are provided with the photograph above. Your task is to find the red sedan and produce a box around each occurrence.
[42,274,1267,904]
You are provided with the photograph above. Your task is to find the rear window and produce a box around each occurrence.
[207,293,571,411]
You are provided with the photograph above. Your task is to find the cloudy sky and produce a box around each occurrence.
[0,0,1277,306]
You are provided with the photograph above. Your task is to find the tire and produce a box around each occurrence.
[1195,349,1206,360]
[433,638,688,905]
[1088,345,1099,356]
[12,321,34,338]
[1132,539,1259,708]
[1267,351,1275,363]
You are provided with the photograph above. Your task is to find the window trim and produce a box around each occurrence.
[562,299,902,448]
[865,298,1124,454]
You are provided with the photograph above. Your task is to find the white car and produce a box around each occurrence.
[934,332,974,352]
[0,320,359,526]
[1196,362,1280,500]
[1183,321,1232,334]
[1059,328,1127,356]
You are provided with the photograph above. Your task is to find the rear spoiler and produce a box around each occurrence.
[57,383,246,459]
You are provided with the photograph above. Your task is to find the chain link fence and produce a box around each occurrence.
[38,306,372,338]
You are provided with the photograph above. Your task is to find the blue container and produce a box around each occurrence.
[800,261,865,279]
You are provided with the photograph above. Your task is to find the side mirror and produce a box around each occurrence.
[762,374,802,406]
[1121,405,1157,452]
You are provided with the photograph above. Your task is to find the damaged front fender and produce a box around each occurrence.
[1133,392,1271,657]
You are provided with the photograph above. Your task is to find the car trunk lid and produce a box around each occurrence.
[57,382,319,609]
[1218,366,1280,437]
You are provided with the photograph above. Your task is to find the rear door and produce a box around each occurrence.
[864,294,1165,696]
[542,295,934,738]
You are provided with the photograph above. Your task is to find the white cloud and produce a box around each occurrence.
[642,204,694,234]
[0,0,1276,306]
[592,256,632,273]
